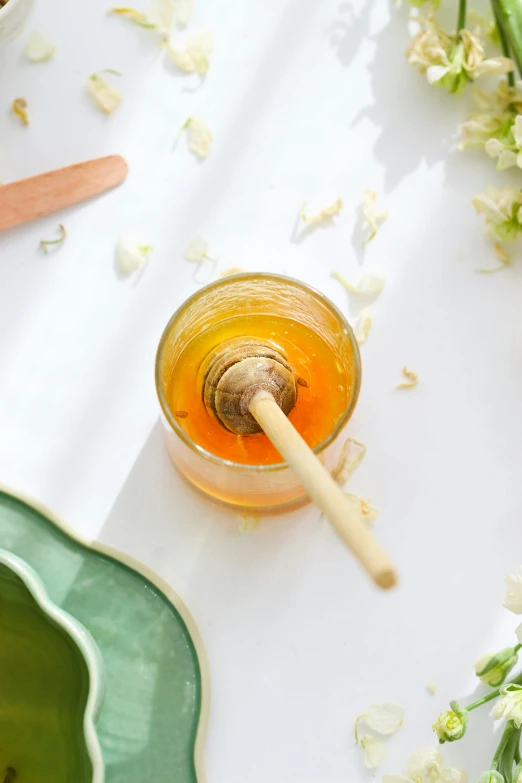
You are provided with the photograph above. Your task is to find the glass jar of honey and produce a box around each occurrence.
[155,274,361,511]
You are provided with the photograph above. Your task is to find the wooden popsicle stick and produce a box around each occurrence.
[249,390,397,590]
[0,155,128,232]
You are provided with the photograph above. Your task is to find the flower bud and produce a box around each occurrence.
[432,701,468,743]
[479,772,504,783]
[474,648,518,687]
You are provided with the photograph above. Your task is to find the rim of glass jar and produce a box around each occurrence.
[155,273,361,473]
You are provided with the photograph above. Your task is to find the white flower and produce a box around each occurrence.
[24,31,55,62]
[472,186,522,242]
[180,117,213,158]
[385,747,468,783]
[360,735,387,769]
[407,14,513,94]
[331,270,385,298]
[493,684,522,727]
[168,30,213,74]
[460,82,522,150]
[344,493,379,524]
[505,567,522,613]
[300,197,343,226]
[361,189,388,243]
[355,703,404,742]
[355,308,372,344]
[87,73,123,115]
[331,437,367,486]
[184,237,217,262]
[484,117,522,170]
[116,235,153,275]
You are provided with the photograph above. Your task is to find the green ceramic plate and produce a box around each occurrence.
[0,488,209,783]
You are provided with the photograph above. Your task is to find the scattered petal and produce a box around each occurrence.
[184,236,218,262]
[87,73,123,114]
[357,703,404,737]
[172,0,193,25]
[179,117,212,158]
[301,197,343,226]
[331,270,386,298]
[12,98,29,126]
[218,266,245,279]
[362,189,388,243]
[477,242,511,274]
[504,567,522,614]
[237,511,259,534]
[331,437,367,486]
[145,0,175,32]
[108,7,157,28]
[24,31,55,62]
[360,735,387,769]
[396,366,419,390]
[39,224,66,253]
[355,308,372,344]
[167,29,213,74]
[426,681,437,695]
[344,493,378,524]
[116,235,153,275]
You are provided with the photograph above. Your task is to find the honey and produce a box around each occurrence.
[166,313,356,465]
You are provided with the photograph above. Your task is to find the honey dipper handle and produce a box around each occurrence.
[248,391,398,590]
[0,155,128,233]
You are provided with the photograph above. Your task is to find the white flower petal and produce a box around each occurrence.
[87,74,122,115]
[301,197,343,226]
[504,567,522,614]
[184,236,217,262]
[405,748,443,780]
[331,437,367,486]
[116,235,153,275]
[427,64,450,84]
[182,116,212,158]
[362,189,387,243]
[344,493,378,524]
[361,735,387,769]
[514,115,522,149]
[355,308,372,344]
[168,29,213,74]
[363,703,404,735]
[145,0,174,33]
[497,150,517,170]
[172,0,193,25]
[332,270,385,298]
[24,31,55,62]
[485,138,504,158]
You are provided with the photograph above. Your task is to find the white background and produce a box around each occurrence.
[1,0,522,780]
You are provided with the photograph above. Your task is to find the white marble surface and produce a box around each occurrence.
[1,0,522,780]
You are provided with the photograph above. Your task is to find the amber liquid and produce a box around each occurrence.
[167,314,356,465]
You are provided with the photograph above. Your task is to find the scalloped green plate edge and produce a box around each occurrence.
[0,482,210,783]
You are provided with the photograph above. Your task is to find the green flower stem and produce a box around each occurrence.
[457,0,467,33]
[492,0,517,86]
[491,722,515,771]
[466,672,522,712]
[500,724,521,782]
[491,0,522,77]
[515,739,521,766]
[515,644,522,653]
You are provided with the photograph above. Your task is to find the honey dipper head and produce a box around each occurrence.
[201,337,298,435]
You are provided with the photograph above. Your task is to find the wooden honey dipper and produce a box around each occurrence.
[202,337,398,589]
